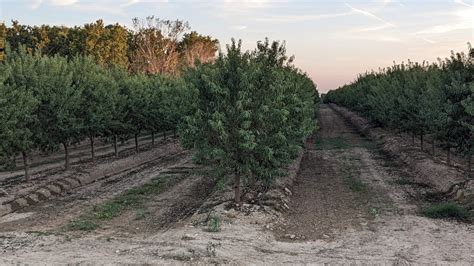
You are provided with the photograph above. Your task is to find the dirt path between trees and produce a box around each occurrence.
[1,105,473,264]
[272,107,379,241]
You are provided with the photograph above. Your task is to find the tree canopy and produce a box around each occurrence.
[324,45,473,172]
[181,39,318,204]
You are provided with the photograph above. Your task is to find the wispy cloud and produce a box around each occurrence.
[348,34,402,43]
[256,2,396,26]
[416,7,473,34]
[120,0,169,7]
[345,3,395,27]
[49,0,77,6]
[255,12,352,23]
[28,0,43,9]
[379,0,405,7]
[419,37,437,44]
[231,25,248,30]
[454,0,473,8]
[121,0,141,7]
[351,23,395,32]
[223,0,274,9]
[29,0,82,9]
[73,3,127,16]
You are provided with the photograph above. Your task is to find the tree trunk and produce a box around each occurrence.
[468,154,472,177]
[432,139,436,157]
[113,135,118,157]
[411,133,415,144]
[90,136,95,162]
[151,132,155,147]
[22,151,30,182]
[11,154,16,168]
[420,134,424,151]
[164,131,167,141]
[135,133,139,153]
[63,142,70,170]
[233,172,241,206]
[447,147,451,166]
[173,128,177,138]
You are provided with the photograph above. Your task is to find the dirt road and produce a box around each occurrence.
[1,105,473,264]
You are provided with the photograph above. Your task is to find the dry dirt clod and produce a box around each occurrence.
[226,209,237,218]
[182,234,196,241]
[0,189,8,197]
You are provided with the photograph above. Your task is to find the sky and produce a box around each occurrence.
[1,0,473,93]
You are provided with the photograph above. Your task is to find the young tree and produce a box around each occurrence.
[181,40,254,204]
[35,55,82,169]
[461,83,473,174]
[122,74,152,153]
[181,39,316,205]
[71,56,118,161]
[1,47,40,181]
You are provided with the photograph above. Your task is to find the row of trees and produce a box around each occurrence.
[1,17,218,74]
[0,46,194,181]
[324,46,473,173]
[1,35,319,206]
[181,39,319,204]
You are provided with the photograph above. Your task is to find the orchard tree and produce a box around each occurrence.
[1,47,40,181]
[35,55,82,169]
[181,40,254,204]
[181,39,316,205]
[160,77,195,139]
[109,67,130,156]
[461,83,473,174]
[324,45,472,170]
[71,56,118,161]
[419,66,448,155]
[122,74,152,153]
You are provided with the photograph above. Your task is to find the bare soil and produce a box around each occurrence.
[0,144,190,233]
[273,108,377,241]
[0,139,183,213]
[1,105,473,264]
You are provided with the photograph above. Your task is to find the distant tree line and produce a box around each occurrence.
[0,16,218,75]
[324,46,473,174]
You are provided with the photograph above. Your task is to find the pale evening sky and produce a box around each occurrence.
[1,0,473,92]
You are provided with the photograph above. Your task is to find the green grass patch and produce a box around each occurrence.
[206,214,221,232]
[315,137,350,150]
[69,219,99,231]
[26,230,59,236]
[368,207,379,219]
[421,202,471,221]
[69,174,183,231]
